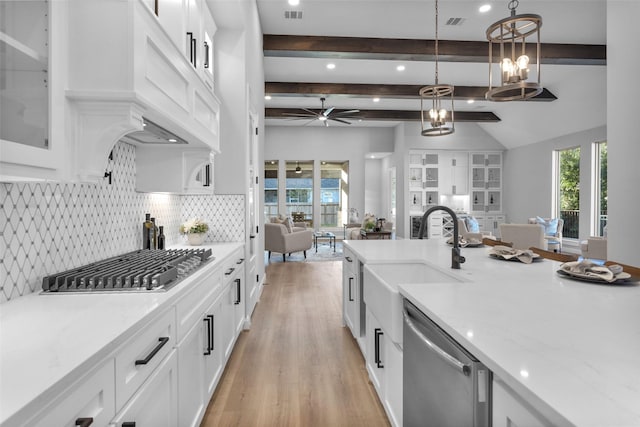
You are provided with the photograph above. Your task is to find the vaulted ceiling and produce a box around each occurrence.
[257,0,608,149]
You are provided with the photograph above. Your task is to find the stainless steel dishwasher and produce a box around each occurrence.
[403,299,491,427]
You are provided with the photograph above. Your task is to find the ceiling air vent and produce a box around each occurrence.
[284,10,303,19]
[446,17,465,26]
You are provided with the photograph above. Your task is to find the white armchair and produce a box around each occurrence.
[264,223,313,262]
[581,237,607,260]
[499,224,546,250]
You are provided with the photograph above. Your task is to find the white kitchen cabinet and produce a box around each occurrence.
[409,213,443,239]
[110,350,179,427]
[493,377,551,427]
[343,247,365,353]
[177,294,224,427]
[2,0,221,184]
[135,147,214,194]
[220,249,246,361]
[27,359,115,427]
[365,307,403,427]
[476,214,506,237]
[471,152,503,214]
[115,308,176,411]
[439,152,469,195]
[408,151,440,215]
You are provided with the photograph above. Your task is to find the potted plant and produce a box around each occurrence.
[180,218,209,245]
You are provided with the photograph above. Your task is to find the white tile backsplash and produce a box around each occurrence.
[0,141,244,303]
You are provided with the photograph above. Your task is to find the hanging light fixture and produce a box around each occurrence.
[420,0,454,137]
[295,162,302,174]
[486,0,542,101]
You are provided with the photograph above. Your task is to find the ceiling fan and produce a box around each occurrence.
[282,97,360,126]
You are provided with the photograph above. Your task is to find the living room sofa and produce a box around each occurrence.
[264,222,313,262]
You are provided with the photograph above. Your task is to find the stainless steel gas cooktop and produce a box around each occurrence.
[41,249,213,293]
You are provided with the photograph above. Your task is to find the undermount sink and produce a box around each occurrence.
[363,263,463,345]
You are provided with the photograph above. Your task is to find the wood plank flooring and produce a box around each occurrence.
[201,260,390,427]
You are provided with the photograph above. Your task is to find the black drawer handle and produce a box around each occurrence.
[374,328,384,369]
[204,40,210,68]
[348,277,354,301]
[345,256,353,262]
[236,258,244,264]
[122,423,136,427]
[75,418,93,427]
[135,337,169,366]
[234,278,241,304]
[225,267,235,276]
[203,316,212,355]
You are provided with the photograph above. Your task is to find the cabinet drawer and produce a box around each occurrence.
[29,359,115,427]
[222,249,245,284]
[343,247,357,275]
[115,308,176,410]
[175,268,222,343]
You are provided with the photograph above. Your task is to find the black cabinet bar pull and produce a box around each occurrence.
[75,418,93,427]
[191,36,197,67]
[122,423,136,427]
[135,337,169,366]
[208,314,215,350]
[236,258,244,264]
[225,267,235,276]
[153,0,158,15]
[345,256,353,262]
[203,317,212,355]
[374,328,384,368]
[186,32,194,64]
[348,277,354,301]
[234,278,241,304]
[204,41,209,68]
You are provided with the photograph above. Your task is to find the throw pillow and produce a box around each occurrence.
[535,216,559,236]
[284,217,294,233]
[466,216,480,233]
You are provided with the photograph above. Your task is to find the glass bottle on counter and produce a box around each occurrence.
[157,226,165,250]
[143,213,153,249]
[150,217,158,249]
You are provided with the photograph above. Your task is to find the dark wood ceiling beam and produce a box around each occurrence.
[265,82,557,101]
[263,35,606,66]
[265,108,501,123]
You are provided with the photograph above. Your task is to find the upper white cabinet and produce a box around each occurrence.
[0,0,221,183]
[439,152,469,195]
[408,151,440,214]
[470,152,503,213]
[136,147,214,194]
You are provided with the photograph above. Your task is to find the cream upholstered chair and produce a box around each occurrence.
[499,224,546,250]
[458,219,491,241]
[264,222,313,262]
[581,237,607,260]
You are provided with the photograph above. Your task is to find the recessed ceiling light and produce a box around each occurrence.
[479,4,491,13]
[288,0,300,6]
[168,138,177,143]
[396,65,406,72]
[467,99,475,104]
[326,63,336,70]
[265,95,272,100]
[373,97,380,102]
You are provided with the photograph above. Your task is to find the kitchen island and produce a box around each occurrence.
[344,238,640,427]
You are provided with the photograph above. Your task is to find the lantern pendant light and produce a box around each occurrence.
[295,161,302,174]
[420,0,454,137]
[486,0,542,101]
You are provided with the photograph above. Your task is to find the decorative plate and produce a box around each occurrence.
[556,268,633,284]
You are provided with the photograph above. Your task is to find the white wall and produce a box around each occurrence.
[607,1,640,265]
[264,125,394,227]
[364,158,384,216]
[503,126,606,235]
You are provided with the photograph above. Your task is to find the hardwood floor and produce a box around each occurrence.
[201,261,390,427]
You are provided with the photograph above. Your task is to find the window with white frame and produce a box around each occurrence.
[554,147,580,239]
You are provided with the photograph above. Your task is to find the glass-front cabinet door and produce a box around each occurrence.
[0,0,66,181]
[0,1,48,149]
[470,152,502,213]
[408,151,439,215]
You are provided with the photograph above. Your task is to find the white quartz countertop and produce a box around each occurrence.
[0,242,242,426]
[344,239,640,427]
